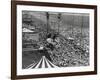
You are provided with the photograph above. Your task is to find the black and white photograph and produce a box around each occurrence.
[11,1,97,79]
[22,11,90,69]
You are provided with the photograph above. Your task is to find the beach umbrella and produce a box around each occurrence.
[26,56,58,69]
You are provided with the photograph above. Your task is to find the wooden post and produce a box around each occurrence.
[58,13,61,34]
[46,12,49,34]
[72,13,74,37]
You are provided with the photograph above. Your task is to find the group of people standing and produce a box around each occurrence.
[38,33,60,61]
